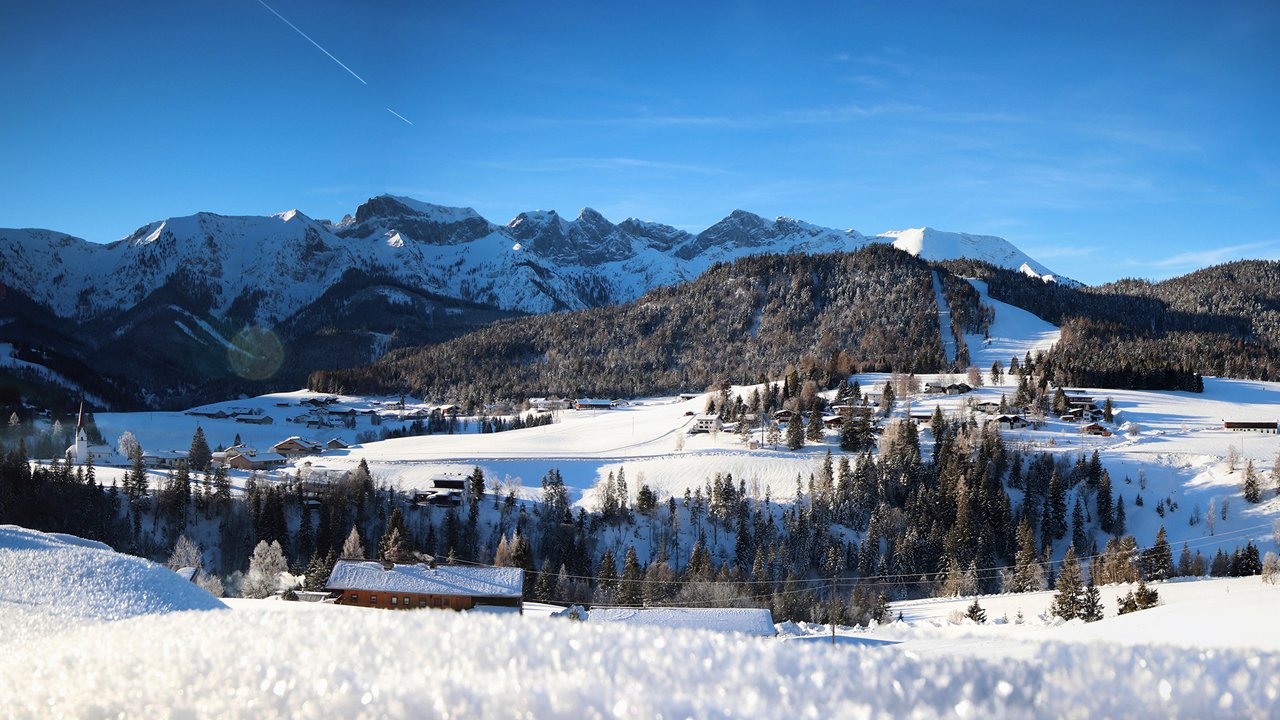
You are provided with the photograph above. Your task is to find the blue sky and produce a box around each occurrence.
[2,1,1277,284]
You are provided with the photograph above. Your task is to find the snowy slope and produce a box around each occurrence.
[874,227,1075,284]
[962,278,1061,368]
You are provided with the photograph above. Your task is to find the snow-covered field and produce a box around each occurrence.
[2,526,1278,718]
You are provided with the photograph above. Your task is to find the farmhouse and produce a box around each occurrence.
[690,414,722,434]
[973,401,1002,414]
[1222,420,1278,433]
[225,451,288,471]
[141,450,189,469]
[325,438,349,450]
[413,476,469,507]
[326,560,523,612]
[234,414,273,425]
[575,398,613,410]
[773,409,796,422]
[271,437,324,457]
[1081,423,1113,437]
[996,414,1031,431]
[923,382,947,394]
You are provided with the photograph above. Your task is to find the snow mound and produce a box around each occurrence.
[0,525,226,624]
[588,606,776,636]
[1,606,1277,718]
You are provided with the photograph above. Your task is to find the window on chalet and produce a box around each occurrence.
[403,596,411,608]
[391,597,398,606]
[370,595,378,604]
[418,599,427,608]
[349,594,358,602]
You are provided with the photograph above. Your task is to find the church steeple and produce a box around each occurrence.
[68,400,89,465]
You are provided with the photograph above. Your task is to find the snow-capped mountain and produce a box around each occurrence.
[0,195,1068,324]
[877,227,1077,286]
[0,195,1070,408]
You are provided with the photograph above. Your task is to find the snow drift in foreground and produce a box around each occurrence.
[0,525,225,624]
[1,605,1277,719]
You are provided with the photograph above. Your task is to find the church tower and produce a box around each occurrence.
[68,401,89,465]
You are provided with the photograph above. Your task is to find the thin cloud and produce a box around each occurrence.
[386,108,414,126]
[1023,245,1100,259]
[505,103,918,131]
[1150,240,1280,268]
[255,0,367,85]
[478,157,732,176]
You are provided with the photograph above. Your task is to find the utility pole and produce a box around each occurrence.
[830,573,837,646]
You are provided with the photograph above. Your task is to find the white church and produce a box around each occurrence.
[65,403,91,465]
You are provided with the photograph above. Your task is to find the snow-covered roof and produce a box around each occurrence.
[325,561,523,598]
[588,607,775,637]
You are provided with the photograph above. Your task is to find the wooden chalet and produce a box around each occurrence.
[822,414,844,429]
[226,451,288,471]
[325,438,349,450]
[923,382,947,394]
[772,409,796,422]
[234,414,274,425]
[1081,423,1112,437]
[996,414,1030,430]
[1222,420,1278,434]
[270,437,324,457]
[973,401,1002,414]
[325,560,523,612]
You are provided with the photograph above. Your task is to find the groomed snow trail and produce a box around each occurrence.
[931,271,959,366]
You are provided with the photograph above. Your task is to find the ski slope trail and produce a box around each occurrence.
[963,279,1060,369]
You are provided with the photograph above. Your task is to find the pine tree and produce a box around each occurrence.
[1146,525,1173,581]
[469,466,486,504]
[1113,495,1126,536]
[1071,497,1088,553]
[806,409,824,442]
[618,546,644,606]
[597,548,618,592]
[1243,460,1261,503]
[1050,546,1084,620]
[379,508,413,561]
[188,426,212,471]
[786,415,805,451]
[965,598,986,623]
[1010,518,1045,592]
[1079,578,1104,622]
[1097,470,1114,534]
[341,525,366,559]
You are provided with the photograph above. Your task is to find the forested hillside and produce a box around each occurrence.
[310,246,987,403]
[940,259,1280,390]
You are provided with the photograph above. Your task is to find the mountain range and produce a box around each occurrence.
[0,195,1068,409]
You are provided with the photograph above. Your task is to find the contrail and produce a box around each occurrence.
[386,108,414,125]
[255,0,368,85]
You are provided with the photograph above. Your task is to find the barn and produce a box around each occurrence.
[325,560,523,612]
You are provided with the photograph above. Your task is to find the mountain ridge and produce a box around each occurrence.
[0,194,1073,324]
